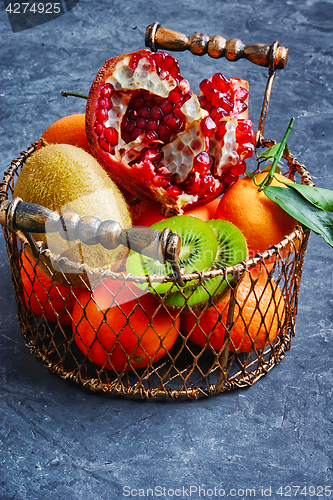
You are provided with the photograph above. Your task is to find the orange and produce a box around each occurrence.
[38,114,90,153]
[20,248,80,325]
[130,199,211,227]
[72,279,180,372]
[216,172,297,259]
[181,271,285,352]
[204,197,221,219]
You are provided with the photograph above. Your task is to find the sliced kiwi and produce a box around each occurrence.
[165,220,248,307]
[126,215,218,294]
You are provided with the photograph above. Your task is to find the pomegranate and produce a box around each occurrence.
[86,49,256,214]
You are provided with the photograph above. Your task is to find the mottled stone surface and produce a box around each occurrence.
[0,0,332,498]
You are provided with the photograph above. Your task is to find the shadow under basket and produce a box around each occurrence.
[0,142,312,399]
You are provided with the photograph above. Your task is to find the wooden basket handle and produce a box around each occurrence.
[145,22,288,69]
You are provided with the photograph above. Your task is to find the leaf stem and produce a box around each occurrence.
[258,117,295,191]
[60,90,88,99]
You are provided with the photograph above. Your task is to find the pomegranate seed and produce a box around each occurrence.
[201,116,216,138]
[179,78,191,94]
[168,88,183,104]
[98,97,112,110]
[96,108,109,122]
[151,105,163,120]
[144,131,159,142]
[98,137,112,152]
[180,173,201,195]
[199,78,211,94]
[131,128,143,141]
[157,123,171,142]
[234,86,249,102]
[146,118,159,131]
[231,161,247,176]
[211,90,223,107]
[132,97,144,110]
[137,106,150,118]
[141,147,162,164]
[211,73,229,93]
[193,152,213,174]
[100,84,114,98]
[150,51,165,72]
[129,53,141,70]
[218,96,234,112]
[136,116,146,129]
[216,122,227,140]
[173,103,185,120]
[166,185,183,198]
[123,119,136,133]
[104,126,118,146]
[163,113,181,132]
[122,132,131,144]
[152,175,171,188]
[160,100,173,116]
[94,121,104,136]
[200,174,216,193]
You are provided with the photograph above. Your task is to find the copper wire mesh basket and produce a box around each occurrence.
[0,26,313,399]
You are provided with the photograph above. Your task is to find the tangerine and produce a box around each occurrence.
[216,172,297,259]
[38,114,90,153]
[181,270,285,352]
[20,248,80,325]
[72,279,180,372]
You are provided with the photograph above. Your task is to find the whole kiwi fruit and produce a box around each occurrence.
[14,143,132,273]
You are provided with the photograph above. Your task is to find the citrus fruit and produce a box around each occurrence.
[13,144,132,271]
[181,270,285,352]
[39,114,90,153]
[216,172,297,259]
[72,279,180,372]
[20,248,80,325]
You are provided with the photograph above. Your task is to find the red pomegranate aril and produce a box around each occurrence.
[166,185,183,198]
[157,123,172,142]
[138,106,150,118]
[216,121,227,140]
[104,126,118,146]
[199,78,211,94]
[152,175,171,188]
[180,173,201,195]
[163,113,181,132]
[100,84,114,98]
[136,116,146,129]
[122,132,131,144]
[94,121,104,136]
[211,90,224,107]
[150,105,163,120]
[146,118,159,131]
[98,97,112,110]
[123,119,136,134]
[131,128,143,141]
[168,88,183,104]
[219,96,234,112]
[160,100,174,116]
[96,108,109,122]
[231,161,247,176]
[144,131,159,142]
[200,174,216,193]
[234,86,249,102]
[173,103,185,120]
[98,137,112,152]
[211,73,229,93]
[129,53,140,70]
[201,116,216,139]
[193,151,213,174]
[141,147,162,164]
[132,97,144,110]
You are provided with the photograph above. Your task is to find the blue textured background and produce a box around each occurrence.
[0,0,332,498]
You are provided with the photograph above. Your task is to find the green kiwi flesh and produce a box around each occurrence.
[126,215,218,294]
[164,220,248,307]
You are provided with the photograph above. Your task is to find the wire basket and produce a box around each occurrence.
[0,26,313,399]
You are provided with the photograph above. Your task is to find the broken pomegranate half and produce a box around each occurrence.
[86,49,256,214]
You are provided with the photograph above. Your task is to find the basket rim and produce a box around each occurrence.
[1,140,312,285]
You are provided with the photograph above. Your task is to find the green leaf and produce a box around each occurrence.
[258,142,283,161]
[277,181,333,213]
[263,185,333,248]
